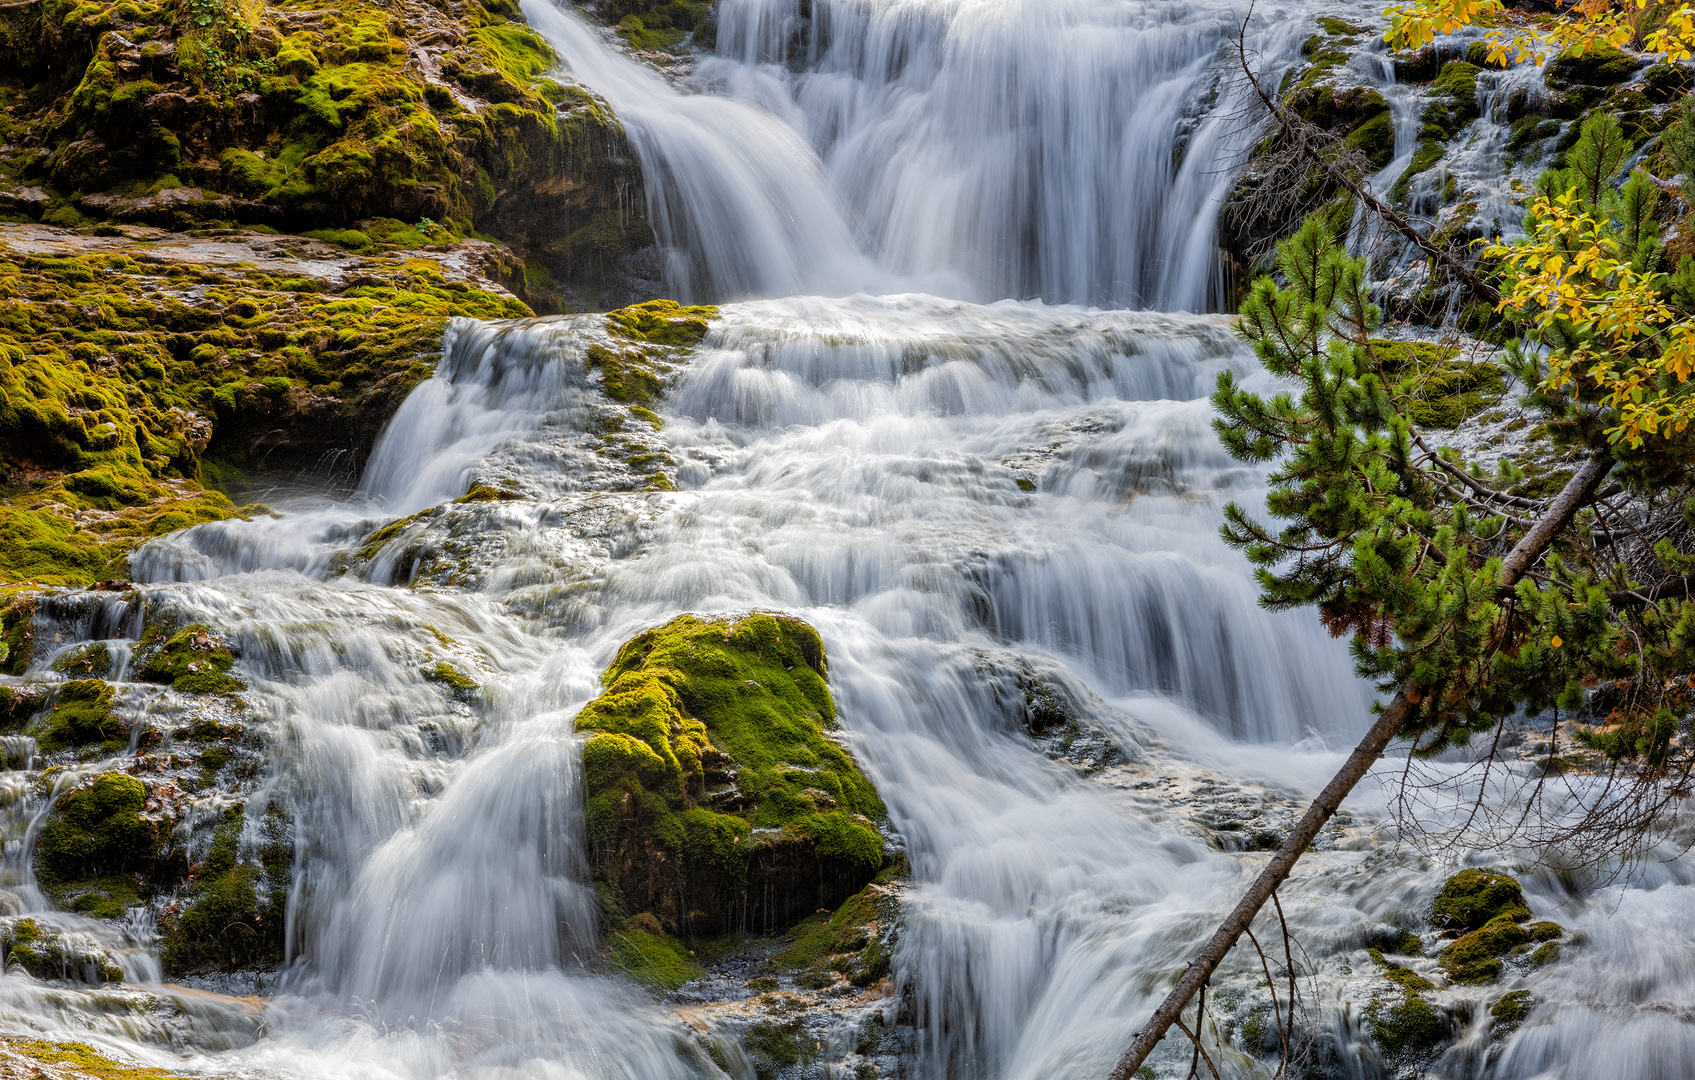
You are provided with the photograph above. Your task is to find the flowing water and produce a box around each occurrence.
[2,3,1693,1080]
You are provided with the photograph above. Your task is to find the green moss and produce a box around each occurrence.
[50,640,111,678]
[1369,991,1445,1055]
[578,613,885,935]
[0,1039,179,1078]
[1423,62,1480,141]
[453,482,522,502]
[1368,946,1436,992]
[0,593,37,675]
[1430,868,1531,932]
[1530,941,1560,965]
[423,660,478,694]
[1545,45,1639,90]
[136,623,244,695]
[1372,339,1506,429]
[32,679,126,753]
[160,806,285,974]
[1441,918,1532,983]
[607,925,705,990]
[37,773,158,884]
[628,405,664,429]
[774,882,897,987]
[1344,111,1395,170]
[0,236,528,587]
[746,1018,810,1080]
[1489,990,1534,1036]
[1390,140,1445,203]
[606,299,717,346]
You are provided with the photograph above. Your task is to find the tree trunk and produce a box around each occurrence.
[1106,452,1611,1080]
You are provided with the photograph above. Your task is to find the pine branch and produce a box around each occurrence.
[1107,454,1611,1080]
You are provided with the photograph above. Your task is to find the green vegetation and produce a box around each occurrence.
[137,623,244,695]
[0,234,530,585]
[423,660,478,695]
[36,773,169,919]
[1489,990,1535,1036]
[1430,869,1530,931]
[1372,339,1506,429]
[607,920,705,990]
[773,882,897,988]
[160,805,288,974]
[578,613,886,936]
[1367,990,1445,1056]
[0,1038,181,1078]
[31,680,127,753]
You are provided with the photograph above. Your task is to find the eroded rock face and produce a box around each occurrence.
[0,223,529,586]
[577,612,890,936]
[0,0,652,307]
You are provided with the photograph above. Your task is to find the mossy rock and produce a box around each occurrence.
[1372,340,1505,429]
[1344,112,1395,170]
[0,1037,180,1077]
[1430,868,1531,932]
[136,623,245,695]
[0,231,530,587]
[30,679,127,754]
[578,613,887,935]
[1368,946,1435,992]
[1389,140,1445,203]
[1489,990,1534,1036]
[1421,62,1480,142]
[1643,62,1693,103]
[1432,873,1562,984]
[774,881,898,988]
[1368,990,1446,1055]
[36,774,167,900]
[1545,45,1640,91]
[0,919,125,983]
[159,805,289,975]
[0,593,37,675]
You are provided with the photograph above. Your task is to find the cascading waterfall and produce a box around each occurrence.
[525,0,1315,309]
[2,3,1694,1080]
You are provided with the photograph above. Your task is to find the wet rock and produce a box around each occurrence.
[0,917,125,984]
[578,613,889,937]
[1430,869,1564,984]
[0,186,48,218]
[1545,45,1641,91]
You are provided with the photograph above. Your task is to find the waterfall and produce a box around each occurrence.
[2,3,1693,1079]
[526,0,1313,309]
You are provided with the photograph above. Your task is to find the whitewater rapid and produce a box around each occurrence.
[0,3,1693,1080]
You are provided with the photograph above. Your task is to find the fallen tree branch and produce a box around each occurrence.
[1106,452,1612,1080]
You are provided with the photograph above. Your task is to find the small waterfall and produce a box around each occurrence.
[527,0,1313,309]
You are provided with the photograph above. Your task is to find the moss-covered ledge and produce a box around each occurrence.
[578,613,888,938]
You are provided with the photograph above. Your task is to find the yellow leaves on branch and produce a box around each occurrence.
[1382,0,1695,64]
[1484,190,1695,448]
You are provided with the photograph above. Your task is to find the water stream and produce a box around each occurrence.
[0,3,1692,1079]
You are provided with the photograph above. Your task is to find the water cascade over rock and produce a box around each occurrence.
[0,3,1692,1080]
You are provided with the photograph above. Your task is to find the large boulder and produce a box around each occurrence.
[578,613,888,936]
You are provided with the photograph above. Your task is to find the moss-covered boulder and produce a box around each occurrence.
[1430,869,1564,984]
[29,680,127,754]
[578,613,887,936]
[136,622,244,695]
[36,772,176,919]
[1430,868,1530,931]
[1545,45,1641,91]
[1422,62,1480,142]
[0,0,650,304]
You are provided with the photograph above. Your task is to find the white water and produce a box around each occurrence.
[1,3,1692,1080]
[527,0,1323,310]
